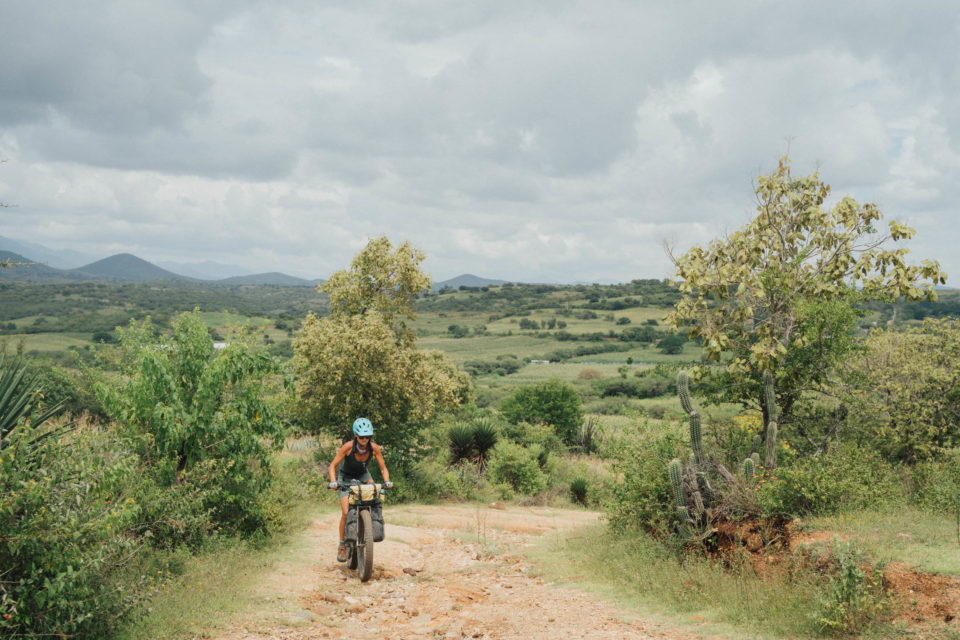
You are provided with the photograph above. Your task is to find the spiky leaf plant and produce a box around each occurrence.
[0,355,66,461]
[471,417,499,467]
[570,476,589,505]
[577,415,603,455]
[448,423,476,464]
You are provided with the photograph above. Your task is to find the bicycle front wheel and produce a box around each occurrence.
[357,509,374,582]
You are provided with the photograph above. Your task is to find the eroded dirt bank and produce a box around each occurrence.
[210,504,693,640]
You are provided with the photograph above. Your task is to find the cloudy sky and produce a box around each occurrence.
[1,1,958,283]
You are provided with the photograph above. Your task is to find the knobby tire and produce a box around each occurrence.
[358,509,374,582]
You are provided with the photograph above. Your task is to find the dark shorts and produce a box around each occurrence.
[337,471,373,499]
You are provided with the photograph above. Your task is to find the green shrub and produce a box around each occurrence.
[603,429,684,536]
[500,379,582,444]
[816,540,891,635]
[402,456,490,502]
[596,378,641,398]
[909,448,960,513]
[487,440,547,495]
[757,444,903,516]
[583,395,631,415]
[0,425,148,638]
[463,355,524,377]
[23,362,105,419]
[842,319,960,462]
[502,420,565,455]
[96,311,287,538]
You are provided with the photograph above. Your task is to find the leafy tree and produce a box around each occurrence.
[96,310,286,533]
[319,236,430,345]
[841,319,960,462]
[667,156,945,426]
[500,379,582,444]
[448,324,469,338]
[294,238,470,456]
[656,333,686,354]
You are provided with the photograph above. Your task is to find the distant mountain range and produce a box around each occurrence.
[0,236,96,269]
[0,250,319,286]
[431,274,507,291]
[0,241,503,290]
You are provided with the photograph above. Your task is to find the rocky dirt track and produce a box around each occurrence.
[210,504,693,640]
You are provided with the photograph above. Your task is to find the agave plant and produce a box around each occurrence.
[0,355,66,458]
[448,422,476,465]
[471,417,499,468]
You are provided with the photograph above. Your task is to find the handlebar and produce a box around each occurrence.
[329,480,393,491]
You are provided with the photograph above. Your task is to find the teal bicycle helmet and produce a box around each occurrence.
[352,417,373,437]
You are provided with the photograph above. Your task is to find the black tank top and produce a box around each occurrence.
[340,438,373,477]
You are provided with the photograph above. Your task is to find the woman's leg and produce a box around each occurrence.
[338,495,349,540]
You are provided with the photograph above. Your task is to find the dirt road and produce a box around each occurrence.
[211,504,692,640]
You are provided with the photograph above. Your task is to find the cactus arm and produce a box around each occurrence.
[690,412,705,467]
[763,370,779,424]
[677,370,694,415]
[669,458,685,509]
[764,420,778,469]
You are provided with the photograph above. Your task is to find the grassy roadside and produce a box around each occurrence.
[527,524,818,639]
[527,509,960,639]
[802,507,960,575]
[116,447,337,640]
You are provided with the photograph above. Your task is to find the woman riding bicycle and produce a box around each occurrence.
[328,417,392,562]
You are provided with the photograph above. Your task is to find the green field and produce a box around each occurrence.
[1,332,91,353]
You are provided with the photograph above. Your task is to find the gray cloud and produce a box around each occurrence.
[1,1,958,283]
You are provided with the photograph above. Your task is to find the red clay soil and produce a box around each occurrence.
[711,515,792,554]
[883,562,960,628]
[712,520,960,631]
[790,531,960,632]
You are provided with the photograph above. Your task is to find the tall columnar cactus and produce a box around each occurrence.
[677,371,705,467]
[742,456,755,481]
[763,370,779,424]
[751,434,762,455]
[690,412,705,467]
[762,370,779,470]
[764,420,778,469]
[677,370,694,415]
[669,458,685,509]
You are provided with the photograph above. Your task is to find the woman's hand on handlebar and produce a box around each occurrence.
[383,481,393,489]
[328,481,338,490]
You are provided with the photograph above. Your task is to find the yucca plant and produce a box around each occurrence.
[577,415,603,455]
[570,476,589,505]
[471,417,499,469]
[448,423,476,464]
[0,354,67,462]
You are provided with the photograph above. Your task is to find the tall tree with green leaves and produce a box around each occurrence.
[294,237,470,458]
[96,310,287,533]
[320,236,431,345]
[667,156,946,429]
